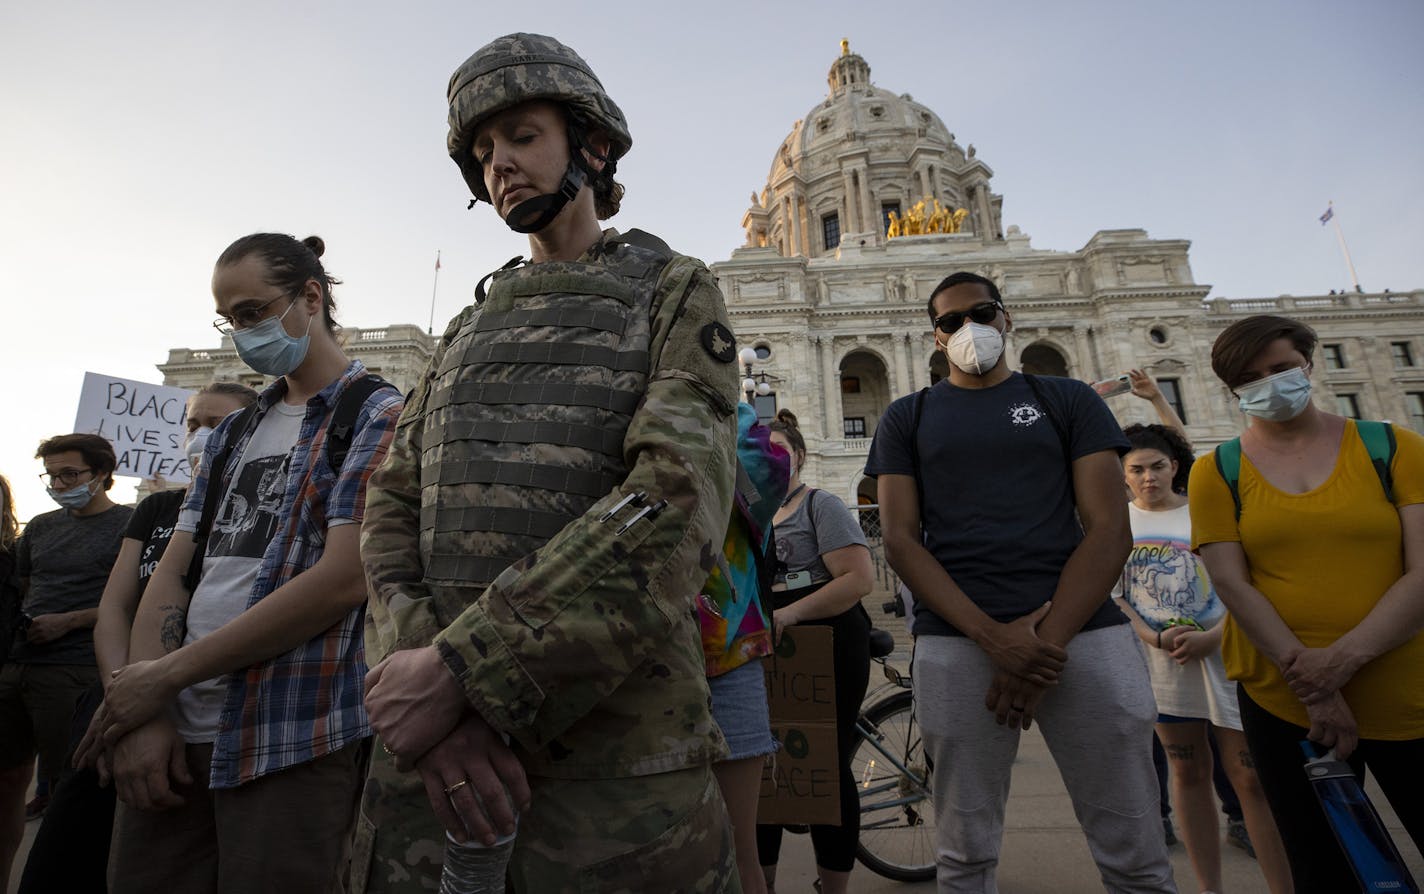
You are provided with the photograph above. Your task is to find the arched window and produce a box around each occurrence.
[1020,343,1069,377]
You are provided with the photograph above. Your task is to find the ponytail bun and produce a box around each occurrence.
[775,409,800,430]
[301,235,326,258]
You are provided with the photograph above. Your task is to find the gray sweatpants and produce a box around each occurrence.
[914,623,1176,893]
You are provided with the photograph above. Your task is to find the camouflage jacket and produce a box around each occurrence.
[361,229,739,778]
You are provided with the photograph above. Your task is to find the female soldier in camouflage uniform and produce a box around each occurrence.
[356,33,743,893]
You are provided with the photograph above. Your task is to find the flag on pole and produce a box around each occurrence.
[435,252,442,271]
[1320,205,1334,225]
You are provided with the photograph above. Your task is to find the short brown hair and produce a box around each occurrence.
[1210,315,1317,390]
[37,433,118,491]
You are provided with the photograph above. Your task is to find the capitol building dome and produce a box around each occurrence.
[744,40,1002,256]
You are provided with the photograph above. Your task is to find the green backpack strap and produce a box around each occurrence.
[1213,437,1245,522]
[1354,420,1397,503]
[1214,423,1396,522]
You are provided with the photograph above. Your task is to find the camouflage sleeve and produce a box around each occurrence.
[360,311,470,664]
[434,257,740,752]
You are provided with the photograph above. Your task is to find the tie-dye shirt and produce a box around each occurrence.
[698,402,790,676]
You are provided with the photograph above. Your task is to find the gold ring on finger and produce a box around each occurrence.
[444,779,469,796]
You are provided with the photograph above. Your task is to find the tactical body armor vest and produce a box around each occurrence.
[419,234,666,600]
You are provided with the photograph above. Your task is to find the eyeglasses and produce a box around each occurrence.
[39,468,93,487]
[933,301,1002,335]
[213,295,292,335]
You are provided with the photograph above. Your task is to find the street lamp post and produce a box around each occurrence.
[739,346,774,406]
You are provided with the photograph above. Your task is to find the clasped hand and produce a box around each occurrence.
[1282,646,1359,705]
[365,648,531,844]
[1161,626,1215,665]
[103,658,180,743]
[364,646,468,767]
[978,603,1066,686]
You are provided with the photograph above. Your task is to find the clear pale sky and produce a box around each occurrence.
[3,0,1421,521]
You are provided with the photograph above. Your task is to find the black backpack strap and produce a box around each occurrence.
[325,374,395,474]
[1022,374,1071,460]
[908,387,930,526]
[184,403,260,592]
[607,228,675,259]
[1023,374,1076,507]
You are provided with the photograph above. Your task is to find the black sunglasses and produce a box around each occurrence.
[933,302,1002,335]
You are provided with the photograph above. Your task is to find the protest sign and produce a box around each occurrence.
[758,625,841,825]
[73,372,195,484]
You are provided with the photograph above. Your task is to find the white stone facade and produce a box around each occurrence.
[156,45,1424,510]
[714,46,1424,506]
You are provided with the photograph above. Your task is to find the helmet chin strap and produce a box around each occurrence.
[498,119,613,235]
[503,160,586,234]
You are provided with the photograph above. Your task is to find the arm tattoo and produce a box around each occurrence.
[159,605,187,654]
[1238,749,1255,769]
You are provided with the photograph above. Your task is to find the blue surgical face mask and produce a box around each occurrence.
[231,298,312,377]
[1237,366,1313,421]
[47,478,98,511]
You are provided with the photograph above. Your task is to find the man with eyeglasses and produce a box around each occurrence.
[867,271,1176,891]
[1,434,131,888]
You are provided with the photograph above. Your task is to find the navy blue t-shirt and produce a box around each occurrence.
[865,373,1129,637]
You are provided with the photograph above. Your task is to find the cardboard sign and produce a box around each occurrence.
[757,625,841,826]
[73,372,195,484]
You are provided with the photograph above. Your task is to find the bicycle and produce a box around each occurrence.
[852,620,935,882]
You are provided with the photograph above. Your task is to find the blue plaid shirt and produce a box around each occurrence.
[181,360,402,787]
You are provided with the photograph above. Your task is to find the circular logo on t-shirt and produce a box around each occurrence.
[1009,403,1043,426]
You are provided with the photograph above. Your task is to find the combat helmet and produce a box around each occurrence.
[447,33,632,233]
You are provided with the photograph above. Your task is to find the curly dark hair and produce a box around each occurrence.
[1122,424,1195,494]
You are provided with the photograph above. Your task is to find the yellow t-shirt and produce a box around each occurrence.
[1189,420,1424,739]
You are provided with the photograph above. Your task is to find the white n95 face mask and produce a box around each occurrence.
[184,426,213,472]
[944,321,1004,375]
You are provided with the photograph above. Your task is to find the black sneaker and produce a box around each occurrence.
[1163,817,1178,847]
[1226,818,1256,859]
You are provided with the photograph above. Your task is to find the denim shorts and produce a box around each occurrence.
[708,657,776,760]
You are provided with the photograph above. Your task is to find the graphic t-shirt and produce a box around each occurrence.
[173,401,305,742]
[11,503,133,665]
[773,488,869,587]
[1119,503,1222,631]
[126,489,186,595]
[865,373,1129,637]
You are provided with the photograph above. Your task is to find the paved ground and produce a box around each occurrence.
[10,720,1421,893]
[771,718,1423,892]
[10,595,1421,892]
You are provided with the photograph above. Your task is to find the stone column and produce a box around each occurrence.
[820,336,841,440]
[974,181,995,242]
[913,334,933,392]
[858,167,875,234]
[841,170,856,237]
[799,195,812,257]
[1072,325,1098,381]
[892,332,911,398]
[917,166,930,199]
[787,196,801,259]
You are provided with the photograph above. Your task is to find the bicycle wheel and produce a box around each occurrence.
[852,688,936,882]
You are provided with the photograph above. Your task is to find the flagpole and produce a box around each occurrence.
[427,249,438,333]
[1324,202,1362,293]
